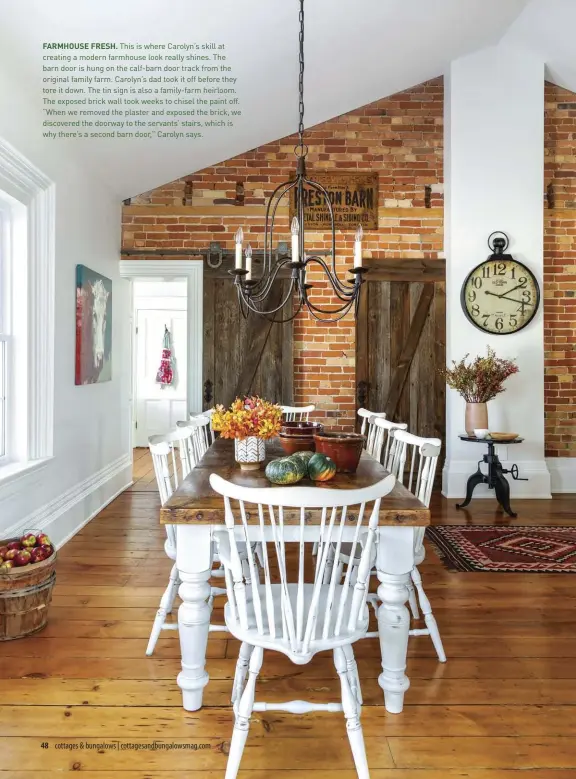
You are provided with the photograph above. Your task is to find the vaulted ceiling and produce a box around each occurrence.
[1,0,573,199]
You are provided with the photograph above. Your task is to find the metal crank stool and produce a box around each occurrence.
[455,435,527,518]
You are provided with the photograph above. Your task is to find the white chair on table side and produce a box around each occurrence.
[281,404,315,422]
[210,471,396,779]
[371,416,408,470]
[357,408,387,459]
[146,427,228,657]
[323,416,409,583]
[187,409,215,445]
[177,414,212,461]
[371,429,446,662]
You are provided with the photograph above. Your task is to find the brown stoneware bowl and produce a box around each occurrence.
[280,421,324,437]
[313,431,365,473]
[278,434,316,455]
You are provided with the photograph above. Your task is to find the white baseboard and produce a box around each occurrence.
[1,453,133,547]
[442,458,552,499]
[546,458,576,494]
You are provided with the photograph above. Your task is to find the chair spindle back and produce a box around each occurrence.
[389,429,441,508]
[281,404,316,422]
[177,415,212,463]
[371,416,408,468]
[357,408,386,457]
[149,426,196,552]
[210,473,396,659]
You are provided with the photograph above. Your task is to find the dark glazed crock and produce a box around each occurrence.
[278,434,316,455]
[313,431,365,473]
[280,421,324,436]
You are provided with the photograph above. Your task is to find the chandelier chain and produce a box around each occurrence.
[298,0,305,149]
[231,0,367,322]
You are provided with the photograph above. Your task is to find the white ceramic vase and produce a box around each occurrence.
[234,436,266,470]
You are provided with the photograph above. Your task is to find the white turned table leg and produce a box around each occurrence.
[176,525,213,711]
[375,526,415,714]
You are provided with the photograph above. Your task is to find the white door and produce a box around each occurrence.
[134,308,188,446]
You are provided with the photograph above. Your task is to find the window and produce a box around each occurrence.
[0,137,55,484]
[0,185,30,467]
[0,201,8,458]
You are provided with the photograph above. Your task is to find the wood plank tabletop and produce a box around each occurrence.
[160,438,430,526]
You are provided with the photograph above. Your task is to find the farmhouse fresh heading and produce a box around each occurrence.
[42,43,215,51]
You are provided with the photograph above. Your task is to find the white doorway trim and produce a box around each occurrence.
[119,260,203,448]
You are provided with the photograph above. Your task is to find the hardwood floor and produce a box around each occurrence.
[127,447,158,492]
[1,487,576,777]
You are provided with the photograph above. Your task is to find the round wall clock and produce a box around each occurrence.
[460,232,540,335]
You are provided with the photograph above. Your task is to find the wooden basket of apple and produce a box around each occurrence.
[0,531,57,640]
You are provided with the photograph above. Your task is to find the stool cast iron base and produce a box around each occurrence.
[456,441,517,518]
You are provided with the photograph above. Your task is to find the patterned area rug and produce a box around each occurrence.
[426,526,576,573]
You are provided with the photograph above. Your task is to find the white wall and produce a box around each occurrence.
[443,43,551,499]
[0,66,132,545]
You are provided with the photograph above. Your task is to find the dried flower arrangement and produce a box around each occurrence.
[442,346,519,403]
[211,396,283,440]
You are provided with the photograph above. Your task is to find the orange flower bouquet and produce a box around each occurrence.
[211,396,282,470]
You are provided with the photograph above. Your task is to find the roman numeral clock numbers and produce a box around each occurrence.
[460,250,540,335]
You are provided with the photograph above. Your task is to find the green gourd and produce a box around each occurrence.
[288,450,315,475]
[265,457,305,485]
[307,453,337,482]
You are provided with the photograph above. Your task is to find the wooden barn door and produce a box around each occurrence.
[356,259,445,441]
[202,272,293,410]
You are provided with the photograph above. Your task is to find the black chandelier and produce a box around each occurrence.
[230,0,368,322]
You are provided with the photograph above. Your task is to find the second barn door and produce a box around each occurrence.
[355,259,446,441]
[202,273,294,409]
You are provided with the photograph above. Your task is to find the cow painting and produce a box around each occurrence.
[75,265,112,384]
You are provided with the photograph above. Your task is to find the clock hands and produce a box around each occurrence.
[484,290,533,307]
[494,282,525,298]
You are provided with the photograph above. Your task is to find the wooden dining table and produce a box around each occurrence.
[161,437,430,715]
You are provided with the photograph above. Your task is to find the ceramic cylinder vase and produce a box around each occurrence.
[234,437,266,470]
[465,402,488,436]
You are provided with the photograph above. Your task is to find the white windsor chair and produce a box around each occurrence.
[323,416,409,582]
[357,408,387,458]
[370,416,408,468]
[210,471,396,779]
[281,404,315,422]
[176,414,213,459]
[379,429,446,662]
[146,427,227,656]
[187,409,215,444]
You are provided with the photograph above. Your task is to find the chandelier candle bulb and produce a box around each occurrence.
[245,244,253,281]
[291,217,300,263]
[234,227,243,269]
[354,224,363,268]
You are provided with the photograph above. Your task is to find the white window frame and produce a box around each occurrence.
[0,137,55,487]
[0,200,12,462]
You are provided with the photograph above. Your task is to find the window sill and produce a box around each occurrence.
[0,457,52,498]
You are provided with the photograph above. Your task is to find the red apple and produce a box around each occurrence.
[0,546,8,560]
[21,533,37,548]
[30,547,47,563]
[36,533,51,547]
[0,560,14,570]
[4,549,19,561]
[14,549,32,567]
[6,541,22,551]
[40,544,54,558]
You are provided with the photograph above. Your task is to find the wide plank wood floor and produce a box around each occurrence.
[1,485,576,777]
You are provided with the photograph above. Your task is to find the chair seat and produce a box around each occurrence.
[224,582,369,663]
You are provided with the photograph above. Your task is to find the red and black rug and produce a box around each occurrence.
[426,526,576,573]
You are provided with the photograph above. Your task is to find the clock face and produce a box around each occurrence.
[461,258,540,334]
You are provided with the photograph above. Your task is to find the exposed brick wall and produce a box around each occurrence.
[544,83,576,457]
[122,78,444,429]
